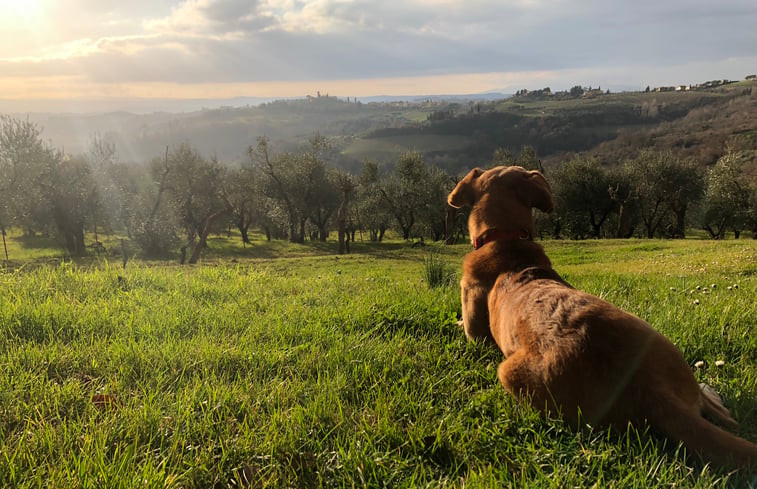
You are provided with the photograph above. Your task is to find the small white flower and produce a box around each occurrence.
[727,286,732,290]
[694,360,705,369]
[696,285,701,290]
[733,284,739,289]
[710,284,716,288]
[715,360,725,367]
[693,299,700,305]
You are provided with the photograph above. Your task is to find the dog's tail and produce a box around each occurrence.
[652,393,757,471]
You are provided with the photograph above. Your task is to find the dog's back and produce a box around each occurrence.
[449,165,757,471]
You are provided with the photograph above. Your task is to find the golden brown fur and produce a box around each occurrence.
[448,165,757,471]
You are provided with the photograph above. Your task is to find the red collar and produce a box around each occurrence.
[472,228,531,250]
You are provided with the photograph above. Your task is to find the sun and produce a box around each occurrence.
[0,0,42,22]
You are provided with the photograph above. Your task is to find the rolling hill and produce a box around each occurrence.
[13,79,757,175]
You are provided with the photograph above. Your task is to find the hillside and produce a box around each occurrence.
[16,80,757,173]
[349,80,756,173]
[587,82,757,166]
[22,96,440,166]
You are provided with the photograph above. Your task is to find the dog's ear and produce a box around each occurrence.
[525,170,554,213]
[448,168,484,208]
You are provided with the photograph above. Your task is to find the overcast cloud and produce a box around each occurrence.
[0,0,755,106]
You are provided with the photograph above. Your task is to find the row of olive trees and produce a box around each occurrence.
[0,115,455,259]
[0,115,239,258]
[546,149,756,239]
[241,136,450,246]
[3,113,753,262]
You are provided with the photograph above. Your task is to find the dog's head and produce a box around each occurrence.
[448,166,553,241]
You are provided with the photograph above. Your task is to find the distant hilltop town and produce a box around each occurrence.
[649,76,755,92]
[513,75,756,100]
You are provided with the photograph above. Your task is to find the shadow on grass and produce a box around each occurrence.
[200,235,453,263]
[14,234,62,250]
[5,228,470,269]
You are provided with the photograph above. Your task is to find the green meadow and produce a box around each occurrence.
[1,235,755,488]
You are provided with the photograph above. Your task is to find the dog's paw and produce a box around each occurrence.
[456,319,465,329]
[699,383,725,405]
[699,382,738,429]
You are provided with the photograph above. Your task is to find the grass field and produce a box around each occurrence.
[1,235,756,487]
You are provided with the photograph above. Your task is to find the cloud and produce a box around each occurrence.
[146,0,275,38]
[1,0,756,99]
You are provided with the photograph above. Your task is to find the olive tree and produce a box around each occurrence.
[701,149,757,239]
[624,150,703,238]
[1,115,97,255]
[135,144,231,261]
[0,115,53,236]
[356,160,391,242]
[249,134,341,243]
[379,152,448,240]
[551,156,615,239]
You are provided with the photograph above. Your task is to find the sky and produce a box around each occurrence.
[1,0,756,112]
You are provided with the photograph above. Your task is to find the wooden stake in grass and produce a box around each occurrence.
[1,226,7,262]
[120,239,128,269]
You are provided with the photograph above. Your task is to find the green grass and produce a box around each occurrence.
[1,237,756,487]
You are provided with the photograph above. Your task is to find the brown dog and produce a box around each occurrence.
[448,165,757,470]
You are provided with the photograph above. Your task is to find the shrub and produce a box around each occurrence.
[132,216,180,258]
